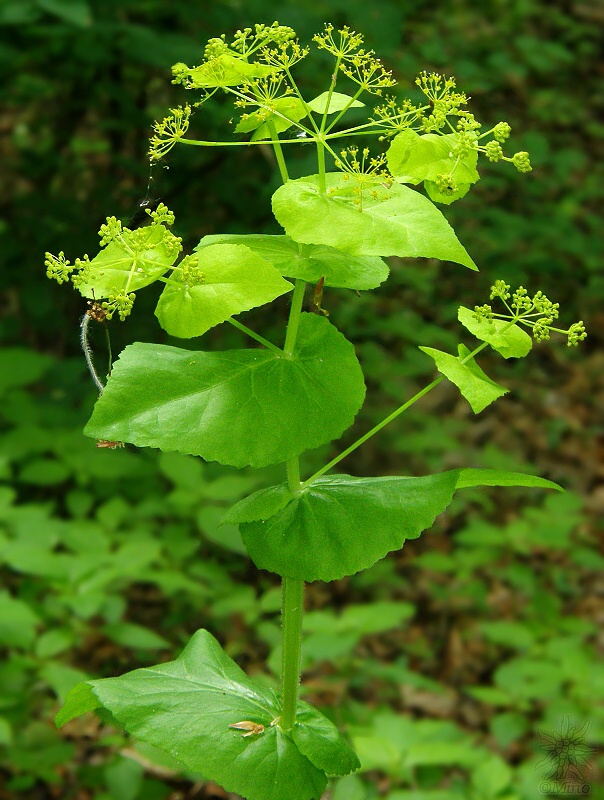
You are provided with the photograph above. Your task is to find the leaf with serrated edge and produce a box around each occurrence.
[84,314,365,469]
[272,174,476,269]
[420,345,507,413]
[234,469,561,581]
[458,307,532,359]
[155,244,293,338]
[197,234,389,291]
[56,630,358,800]
[240,472,459,581]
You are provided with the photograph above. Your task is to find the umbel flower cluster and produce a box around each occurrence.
[475,281,586,347]
[149,22,530,188]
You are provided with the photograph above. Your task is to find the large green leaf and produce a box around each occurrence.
[458,307,532,359]
[237,472,459,581]
[420,344,508,413]
[272,174,476,269]
[155,243,293,338]
[196,234,389,290]
[228,469,560,581]
[56,630,359,800]
[387,130,479,186]
[78,223,181,299]
[84,314,365,469]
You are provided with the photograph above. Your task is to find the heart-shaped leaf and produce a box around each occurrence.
[155,243,293,338]
[228,469,560,581]
[84,314,365,469]
[56,630,359,800]
[196,234,389,290]
[458,307,532,359]
[420,344,508,413]
[272,174,476,269]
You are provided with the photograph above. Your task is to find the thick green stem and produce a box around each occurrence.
[283,279,306,355]
[317,140,327,195]
[280,577,305,730]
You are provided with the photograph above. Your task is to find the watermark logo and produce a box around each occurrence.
[536,717,596,795]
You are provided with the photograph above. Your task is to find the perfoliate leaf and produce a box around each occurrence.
[425,180,472,205]
[56,630,359,800]
[235,97,307,139]
[238,472,460,581]
[155,244,293,338]
[387,130,479,187]
[229,469,561,581]
[78,223,180,299]
[196,234,389,290]
[419,345,507,413]
[272,174,476,269]
[181,54,275,88]
[457,307,533,359]
[84,314,365,469]
[307,92,365,114]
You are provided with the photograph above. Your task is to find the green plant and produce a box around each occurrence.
[45,23,586,800]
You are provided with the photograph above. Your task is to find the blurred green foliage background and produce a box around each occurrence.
[1,1,603,798]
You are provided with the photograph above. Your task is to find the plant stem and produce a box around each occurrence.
[267,121,289,184]
[286,457,301,492]
[280,576,305,731]
[283,279,306,355]
[227,317,283,354]
[317,139,327,194]
[302,338,496,488]
[303,376,444,487]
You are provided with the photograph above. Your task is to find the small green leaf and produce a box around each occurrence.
[40,662,89,704]
[0,591,40,649]
[222,484,293,525]
[85,314,365,469]
[387,130,479,186]
[182,54,275,88]
[235,96,307,139]
[419,345,507,413]
[155,244,293,338]
[456,468,562,492]
[293,705,360,776]
[102,622,170,650]
[78,223,180,299]
[307,92,365,114]
[197,234,389,290]
[0,348,53,393]
[458,307,532,358]
[235,468,559,581]
[424,180,472,205]
[55,681,101,727]
[272,174,476,269]
[56,630,358,800]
